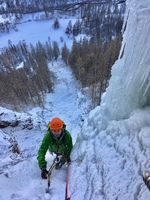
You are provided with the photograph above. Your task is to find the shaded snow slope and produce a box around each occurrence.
[70,107,150,200]
[0,154,67,200]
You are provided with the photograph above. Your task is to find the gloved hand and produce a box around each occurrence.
[55,161,63,170]
[67,157,71,164]
[41,167,48,179]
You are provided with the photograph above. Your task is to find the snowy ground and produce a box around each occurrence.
[0,0,150,200]
[0,10,90,200]
[0,60,91,200]
[69,107,150,200]
[0,12,79,50]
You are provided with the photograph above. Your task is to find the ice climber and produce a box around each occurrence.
[37,117,73,179]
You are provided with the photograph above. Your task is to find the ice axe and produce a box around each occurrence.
[45,158,57,193]
[45,164,56,193]
[45,155,63,193]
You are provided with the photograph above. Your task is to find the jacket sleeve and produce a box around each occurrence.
[37,132,51,169]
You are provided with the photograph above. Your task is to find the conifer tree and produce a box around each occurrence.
[61,42,69,65]
[53,41,60,60]
[53,18,60,29]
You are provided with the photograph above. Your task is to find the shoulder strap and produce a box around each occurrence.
[62,129,66,144]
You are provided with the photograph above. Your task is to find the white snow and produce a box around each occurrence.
[0,0,150,200]
[0,59,91,200]
[0,12,77,50]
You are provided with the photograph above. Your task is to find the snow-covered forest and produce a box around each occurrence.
[0,0,150,200]
[0,0,125,110]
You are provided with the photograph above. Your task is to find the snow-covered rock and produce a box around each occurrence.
[0,107,33,129]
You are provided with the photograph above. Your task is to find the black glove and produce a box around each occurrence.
[67,157,71,164]
[41,167,48,179]
[55,161,63,170]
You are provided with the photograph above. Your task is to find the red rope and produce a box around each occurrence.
[65,162,71,200]
[60,155,71,200]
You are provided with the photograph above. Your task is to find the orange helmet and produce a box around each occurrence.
[49,118,63,130]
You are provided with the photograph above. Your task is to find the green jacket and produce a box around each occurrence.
[37,129,73,169]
